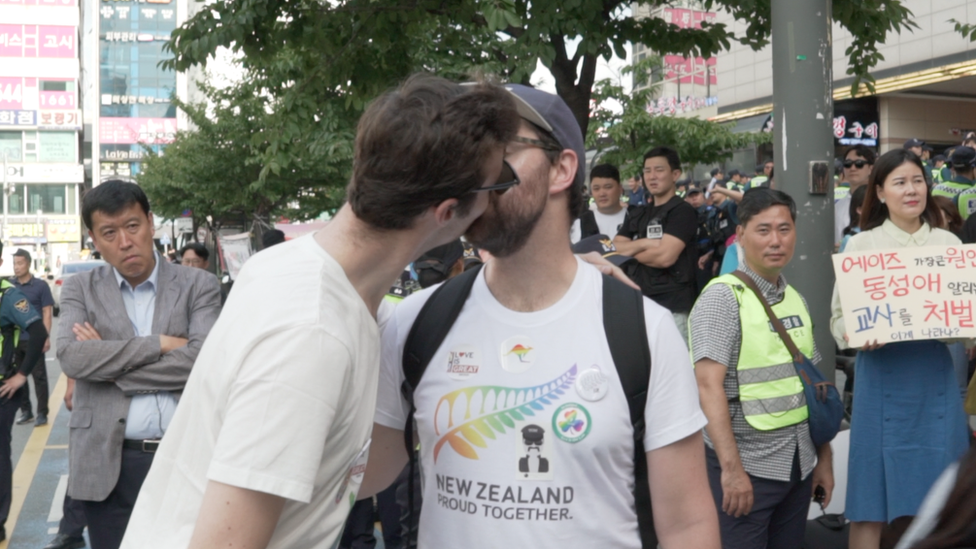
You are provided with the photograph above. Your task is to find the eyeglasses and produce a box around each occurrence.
[470,160,520,195]
[512,135,562,152]
[843,159,871,169]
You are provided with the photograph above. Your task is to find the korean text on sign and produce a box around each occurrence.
[833,245,976,347]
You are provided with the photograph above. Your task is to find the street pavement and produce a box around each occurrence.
[3,317,86,549]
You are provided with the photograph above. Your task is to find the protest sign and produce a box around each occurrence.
[833,244,976,347]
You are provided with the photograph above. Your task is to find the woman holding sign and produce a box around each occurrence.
[830,149,970,549]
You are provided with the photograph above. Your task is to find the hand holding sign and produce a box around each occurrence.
[833,244,976,348]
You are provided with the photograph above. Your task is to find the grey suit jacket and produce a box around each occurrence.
[57,258,221,501]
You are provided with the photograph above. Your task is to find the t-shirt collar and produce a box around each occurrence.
[113,251,160,291]
[881,218,930,247]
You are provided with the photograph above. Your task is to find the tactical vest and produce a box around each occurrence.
[931,178,971,199]
[703,274,812,431]
[957,185,976,221]
[749,176,769,189]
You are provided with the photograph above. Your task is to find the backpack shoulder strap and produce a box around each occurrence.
[402,264,483,402]
[579,210,599,239]
[601,274,656,548]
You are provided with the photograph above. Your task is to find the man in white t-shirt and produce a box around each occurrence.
[361,85,720,549]
[570,163,631,243]
[119,75,525,549]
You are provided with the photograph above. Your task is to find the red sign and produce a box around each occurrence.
[100,117,177,144]
[662,9,718,87]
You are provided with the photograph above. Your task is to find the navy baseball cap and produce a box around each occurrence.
[949,146,976,168]
[904,138,924,149]
[571,234,634,267]
[504,84,586,190]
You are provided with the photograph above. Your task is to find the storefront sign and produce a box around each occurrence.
[99,117,176,144]
[45,217,80,243]
[648,95,718,116]
[0,77,24,109]
[0,110,36,127]
[662,9,718,86]
[0,0,77,6]
[833,245,976,347]
[0,25,76,58]
[99,161,133,177]
[38,109,81,130]
[3,164,83,183]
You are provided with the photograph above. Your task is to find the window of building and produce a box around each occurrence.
[0,132,22,162]
[26,184,67,214]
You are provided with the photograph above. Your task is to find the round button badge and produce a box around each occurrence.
[575,367,609,402]
[500,336,535,374]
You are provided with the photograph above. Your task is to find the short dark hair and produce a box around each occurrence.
[844,145,877,165]
[738,187,797,227]
[179,242,209,262]
[860,149,941,231]
[262,229,286,249]
[844,185,869,236]
[643,147,681,172]
[12,249,31,264]
[347,74,520,230]
[82,180,151,230]
[589,164,620,184]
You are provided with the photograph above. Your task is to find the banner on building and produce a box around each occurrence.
[662,9,718,86]
[38,109,81,130]
[3,163,83,183]
[833,245,976,347]
[0,109,36,127]
[0,25,76,58]
[100,117,176,144]
[38,131,76,162]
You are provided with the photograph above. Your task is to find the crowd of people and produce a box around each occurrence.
[0,75,966,549]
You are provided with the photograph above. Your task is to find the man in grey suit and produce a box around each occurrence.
[56,181,221,549]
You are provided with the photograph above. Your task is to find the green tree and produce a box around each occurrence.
[166,0,918,143]
[137,80,353,232]
[587,57,771,172]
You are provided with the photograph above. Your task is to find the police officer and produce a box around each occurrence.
[944,146,976,222]
[932,146,975,204]
[931,154,947,184]
[690,188,833,549]
[0,243,48,541]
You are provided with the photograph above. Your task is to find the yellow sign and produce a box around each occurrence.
[46,217,80,243]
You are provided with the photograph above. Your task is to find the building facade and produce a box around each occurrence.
[0,0,84,272]
[709,0,976,169]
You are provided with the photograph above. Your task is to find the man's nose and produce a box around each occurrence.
[118,231,133,249]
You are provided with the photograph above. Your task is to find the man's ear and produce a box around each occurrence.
[432,198,460,226]
[735,224,745,240]
[549,150,578,194]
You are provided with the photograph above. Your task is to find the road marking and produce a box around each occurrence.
[43,445,67,450]
[47,475,68,523]
[1,374,67,549]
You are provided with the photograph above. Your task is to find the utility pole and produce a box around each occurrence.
[771,0,836,379]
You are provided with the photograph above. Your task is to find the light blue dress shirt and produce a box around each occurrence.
[113,253,179,440]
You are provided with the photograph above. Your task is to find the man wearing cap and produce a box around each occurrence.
[833,145,876,247]
[931,154,947,184]
[747,162,772,190]
[9,249,54,427]
[362,84,719,549]
[614,146,700,341]
[570,164,633,243]
[941,146,976,221]
[904,138,933,184]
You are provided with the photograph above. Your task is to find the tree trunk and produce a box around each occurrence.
[547,36,598,140]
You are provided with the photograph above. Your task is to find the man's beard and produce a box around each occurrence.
[465,163,548,258]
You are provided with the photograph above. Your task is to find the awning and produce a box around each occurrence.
[726,113,772,134]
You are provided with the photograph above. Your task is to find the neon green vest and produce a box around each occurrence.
[931,178,971,199]
[957,186,976,221]
[834,183,850,201]
[749,176,769,189]
[703,274,812,431]
[931,168,945,184]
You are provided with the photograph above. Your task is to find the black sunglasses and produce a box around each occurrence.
[843,159,871,169]
[470,160,520,195]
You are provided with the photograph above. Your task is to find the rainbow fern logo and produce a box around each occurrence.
[433,365,578,462]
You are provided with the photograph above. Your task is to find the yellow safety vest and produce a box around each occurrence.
[703,274,812,431]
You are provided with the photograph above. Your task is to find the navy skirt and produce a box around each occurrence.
[845,340,969,522]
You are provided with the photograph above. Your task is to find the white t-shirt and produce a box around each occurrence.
[122,235,380,549]
[374,258,707,549]
[569,208,630,243]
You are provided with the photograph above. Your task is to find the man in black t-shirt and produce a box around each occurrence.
[614,146,698,340]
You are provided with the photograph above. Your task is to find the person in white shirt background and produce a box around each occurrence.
[570,164,634,243]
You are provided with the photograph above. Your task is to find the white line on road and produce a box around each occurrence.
[47,475,67,523]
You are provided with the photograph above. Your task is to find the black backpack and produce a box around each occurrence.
[400,264,657,548]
